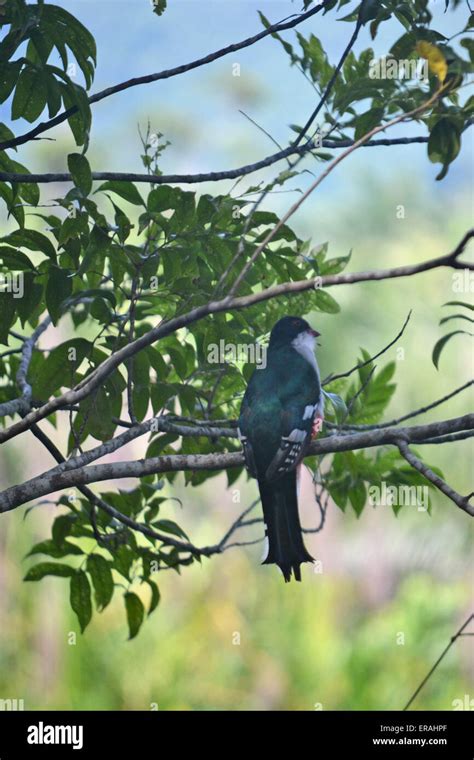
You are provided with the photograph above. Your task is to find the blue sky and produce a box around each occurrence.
[5,0,470,198]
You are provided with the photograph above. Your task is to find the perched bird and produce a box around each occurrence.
[238,316,324,582]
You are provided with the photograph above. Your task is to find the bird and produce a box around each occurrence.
[238,316,324,582]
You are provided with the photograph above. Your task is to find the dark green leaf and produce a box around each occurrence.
[24,562,75,581]
[26,540,83,559]
[153,519,189,539]
[124,592,145,639]
[428,118,461,180]
[432,330,472,369]
[443,300,474,311]
[87,554,114,611]
[11,68,48,123]
[68,153,92,196]
[146,579,161,615]
[96,181,145,206]
[45,265,73,324]
[1,229,56,262]
[70,570,92,633]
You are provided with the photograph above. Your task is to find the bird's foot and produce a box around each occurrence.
[311,415,324,439]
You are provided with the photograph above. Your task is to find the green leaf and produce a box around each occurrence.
[439,313,474,326]
[17,273,43,327]
[52,514,76,544]
[1,229,56,262]
[353,107,384,140]
[359,0,381,24]
[24,562,75,581]
[0,61,22,104]
[432,330,472,369]
[0,292,17,345]
[152,0,167,16]
[60,80,91,148]
[443,300,474,311]
[0,246,36,271]
[113,545,134,580]
[70,570,92,633]
[130,351,150,421]
[11,68,48,123]
[86,554,114,611]
[147,186,179,213]
[72,384,118,443]
[428,118,461,181]
[314,289,340,313]
[68,153,92,196]
[333,78,387,114]
[75,224,110,277]
[42,5,97,84]
[96,181,145,206]
[146,579,161,615]
[26,540,83,559]
[124,592,145,639]
[322,390,347,422]
[349,481,367,516]
[153,519,189,540]
[45,265,73,324]
[33,338,91,399]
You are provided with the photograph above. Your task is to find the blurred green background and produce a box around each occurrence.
[0,1,472,710]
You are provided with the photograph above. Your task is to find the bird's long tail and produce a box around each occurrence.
[258,469,313,582]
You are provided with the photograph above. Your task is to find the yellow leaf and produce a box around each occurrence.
[416,41,448,83]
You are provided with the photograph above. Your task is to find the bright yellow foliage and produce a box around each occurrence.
[416,41,448,82]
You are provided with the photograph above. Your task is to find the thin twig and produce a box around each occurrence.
[216,18,363,294]
[0,316,51,418]
[403,614,474,710]
[227,88,449,295]
[0,3,330,152]
[397,439,474,516]
[323,312,412,386]
[328,379,473,430]
[291,16,363,149]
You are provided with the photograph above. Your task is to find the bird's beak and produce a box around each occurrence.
[308,328,321,337]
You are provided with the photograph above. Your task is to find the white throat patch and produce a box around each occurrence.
[291,330,319,377]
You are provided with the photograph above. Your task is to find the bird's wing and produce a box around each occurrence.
[238,379,259,477]
[265,394,323,482]
[266,366,324,480]
[239,353,323,481]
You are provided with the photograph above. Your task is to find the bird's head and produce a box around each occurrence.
[269,316,320,350]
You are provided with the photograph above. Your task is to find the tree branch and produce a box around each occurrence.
[396,439,474,516]
[0,316,51,418]
[228,87,451,294]
[1,414,472,515]
[291,16,363,149]
[0,230,471,444]
[4,124,471,188]
[323,311,412,386]
[26,417,245,558]
[0,135,440,186]
[0,2,330,152]
[5,117,474,188]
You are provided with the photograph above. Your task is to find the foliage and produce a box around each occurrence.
[432,300,474,369]
[0,0,472,635]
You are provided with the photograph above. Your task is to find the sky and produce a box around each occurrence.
[3,0,471,205]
